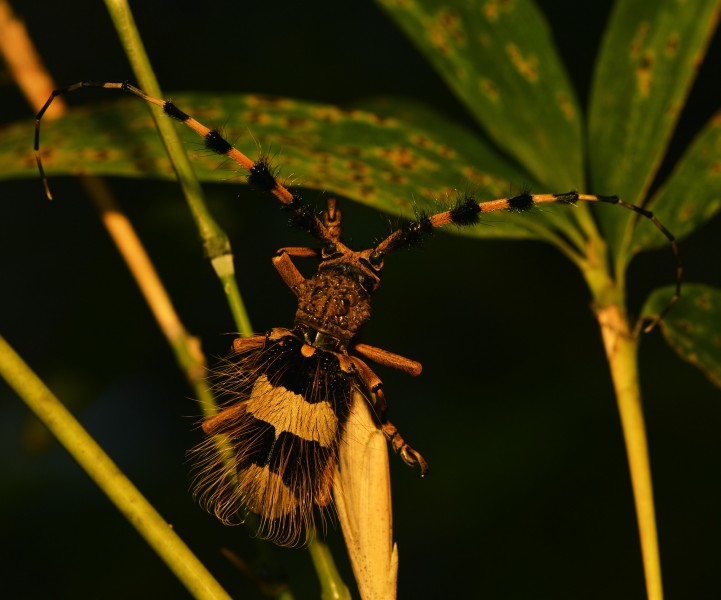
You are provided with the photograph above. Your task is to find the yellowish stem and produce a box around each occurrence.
[0,0,216,420]
[0,336,231,600]
[79,176,214,415]
[597,304,663,600]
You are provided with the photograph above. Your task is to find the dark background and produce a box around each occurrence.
[1,1,720,598]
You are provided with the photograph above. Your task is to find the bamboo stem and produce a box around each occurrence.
[103,0,253,336]
[0,336,231,600]
[101,3,347,595]
[597,304,663,600]
[79,176,216,417]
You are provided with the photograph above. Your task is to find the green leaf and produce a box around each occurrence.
[1,92,566,241]
[375,0,583,190]
[632,110,721,253]
[642,284,721,389]
[588,0,721,250]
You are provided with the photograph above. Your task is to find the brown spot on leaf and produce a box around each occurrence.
[480,78,499,101]
[350,172,371,184]
[506,44,539,82]
[428,8,465,55]
[307,152,332,168]
[312,106,343,123]
[94,149,111,161]
[411,135,432,149]
[378,146,419,170]
[357,184,376,199]
[21,152,37,169]
[630,22,650,58]
[635,51,654,98]
[557,92,575,120]
[429,23,450,55]
[248,95,292,109]
[348,160,369,173]
[462,167,492,187]
[339,146,364,158]
[282,116,312,129]
[679,204,695,222]
[243,111,270,125]
[695,293,712,310]
[304,177,327,189]
[483,0,511,22]
[439,9,464,42]
[678,319,693,333]
[384,172,408,185]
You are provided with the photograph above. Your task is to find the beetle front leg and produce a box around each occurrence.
[271,247,318,292]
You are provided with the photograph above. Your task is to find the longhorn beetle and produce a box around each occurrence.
[35,81,682,547]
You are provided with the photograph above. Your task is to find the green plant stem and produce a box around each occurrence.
[307,535,352,600]
[101,4,349,597]
[0,335,231,600]
[596,303,663,600]
[0,3,217,418]
[103,0,252,337]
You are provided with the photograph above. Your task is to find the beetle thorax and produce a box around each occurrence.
[293,268,372,346]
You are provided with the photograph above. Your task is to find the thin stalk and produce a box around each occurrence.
[0,336,231,600]
[0,0,217,419]
[596,304,663,600]
[307,534,352,600]
[102,3,348,596]
[583,225,663,600]
[103,0,252,336]
[79,176,216,417]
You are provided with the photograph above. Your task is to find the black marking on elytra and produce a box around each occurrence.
[225,332,353,494]
[275,433,333,489]
[235,418,333,498]
[204,129,233,155]
[508,192,534,211]
[263,334,351,410]
[237,417,276,469]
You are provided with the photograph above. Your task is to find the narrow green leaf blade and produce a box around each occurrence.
[376,0,583,190]
[632,110,721,252]
[2,93,543,239]
[642,284,721,389]
[588,0,721,248]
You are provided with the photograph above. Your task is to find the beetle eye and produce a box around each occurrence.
[368,252,384,269]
